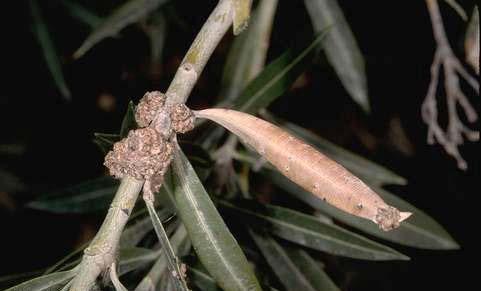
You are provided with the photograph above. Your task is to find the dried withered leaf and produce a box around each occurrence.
[195,108,412,231]
[465,6,479,74]
[104,127,172,180]
[135,91,166,127]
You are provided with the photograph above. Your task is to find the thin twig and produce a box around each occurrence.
[134,225,188,291]
[422,0,479,170]
[144,197,190,291]
[69,1,234,290]
[109,262,128,291]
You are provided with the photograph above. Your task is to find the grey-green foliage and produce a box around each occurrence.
[30,0,71,100]
[250,231,339,291]
[202,32,326,149]
[7,1,463,290]
[220,0,278,105]
[145,200,190,290]
[61,0,103,29]
[284,247,339,291]
[234,32,327,114]
[171,148,262,291]
[304,0,369,112]
[220,199,408,261]
[4,270,77,291]
[74,0,170,58]
[27,176,119,213]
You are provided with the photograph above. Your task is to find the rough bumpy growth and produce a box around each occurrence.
[135,91,166,127]
[105,92,195,197]
[375,206,402,231]
[170,103,195,133]
[104,127,173,181]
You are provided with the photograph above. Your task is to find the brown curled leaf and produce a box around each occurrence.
[195,108,412,231]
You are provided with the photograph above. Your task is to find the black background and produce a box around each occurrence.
[0,0,479,290]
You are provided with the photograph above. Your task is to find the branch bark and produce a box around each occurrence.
[69,1,233,290]
[422,0,479,170]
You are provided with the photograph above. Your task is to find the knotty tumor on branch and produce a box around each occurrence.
[423,0,479,170]
[104,91,195,199]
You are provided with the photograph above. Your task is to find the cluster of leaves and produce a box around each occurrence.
[4,0,462,290]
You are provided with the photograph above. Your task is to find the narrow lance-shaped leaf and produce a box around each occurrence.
[119,207,173,247]
[284,247,340,291]
[27,176,119,213]
[134,225,189,291]
[444,0,468,20]
[93,133,121,154]
[61,0,103,29]
[234,32,327,114]
[74,0,169,58]
[232,0,253,35]
[220,199,408,260]
[249,230,318,291]
[219,0,279,105]
[265,168,459,250]
[4,269,77,291]
[120,101,138,137]
[304,0,369,112]
[171,146,262,291]
[188,265,220,291]
[196,108,411,231]
[201,0,278,149]
[30,0,71,100]
[94,100,138,153]
[145,200,190,290]
[145,11,167,66]
[118,247,161,275]
[188,263,280,291]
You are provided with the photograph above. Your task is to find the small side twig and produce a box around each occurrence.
[109,262,128,291]
[422,0,479,170]
[144,195,189,291]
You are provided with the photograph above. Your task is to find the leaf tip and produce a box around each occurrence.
[399,212,412,222]
[73,46,86,60]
